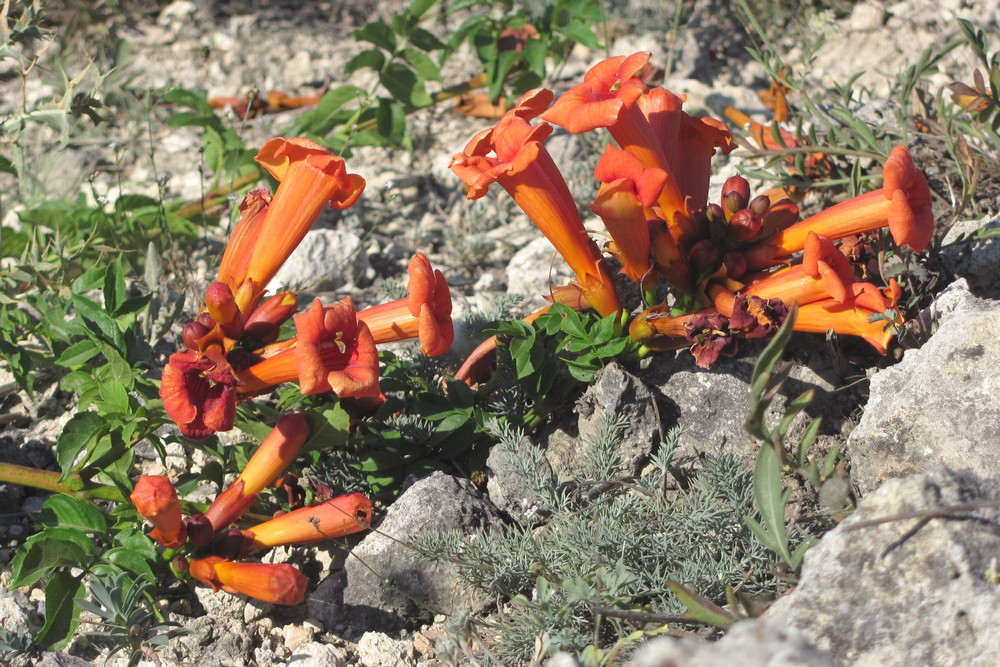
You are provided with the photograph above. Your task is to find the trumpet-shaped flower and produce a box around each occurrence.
[243,492,372,552]
[160,349,239,440]
[638,87,733,214]
[357,253,454,356]
[590,145,664,285]
[189,556,308,605]
[794,280,903,354]
[131,476,187,548]
[745,146,933,270]
[236,298,381,399]
[541,53,688,226]
[450,89,621,317]
[202,413,310,532]
[219,138,366,300]
[740,232,855,306]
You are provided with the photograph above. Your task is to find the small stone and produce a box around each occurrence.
[356,631,415,667]
[281,622,316,652]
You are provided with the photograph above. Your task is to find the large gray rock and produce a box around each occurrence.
[341,472,505,630]
[762,468,1000,665]
[543,363,661,478]
[267,227,370,294]
[848,281,1000,495]
[626,619,831,666]
[637,347,846,465]
[942,214,1000,300]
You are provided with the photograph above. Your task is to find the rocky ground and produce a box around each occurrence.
[3,0,1000,664]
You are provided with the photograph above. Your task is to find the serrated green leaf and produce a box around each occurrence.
[101,547,155,580]
[98,381,130,414]
[35,571,84,650]
[39,495,108,534]
[406,0,439,20]
[302,404,353,453]
[354,22,397,51]
[409,26,445,52]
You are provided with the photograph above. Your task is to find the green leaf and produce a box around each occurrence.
[409,26,445,52]
[354,22,397,51]
[158,86,215,114]
[406,0,439,20]
[346,48,386,74]
[39,495,108,534]
[35,571,84,650]
[55,340,100,368]
[796,416,823,467]
[56,411,108,480]
[380,62,433,107]
[69,293,124,348]
[302,404,353,453]
[749,444,793,565]
[665,580,738,628]
[98,381,130,414]
[0,153,15,175]
[101,546,155,581]
[400,47,442,81]
[10,527,94,589]
[558,21,602,49]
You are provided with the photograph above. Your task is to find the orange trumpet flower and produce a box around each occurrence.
[243,492,373,552]
[131,476,187,548]
[220,138,366,301]
[189,556,308,605]
[590,145,664,286]
[202,413,310,532]
[356,253,454,356]
[744,146,934,270]
[160,348,239,440]
[793,280,903,354]
[236,297,381,399]
[450,89,621,317]
[740,232,855,306]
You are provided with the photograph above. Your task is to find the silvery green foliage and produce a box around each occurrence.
[415,415,780,664]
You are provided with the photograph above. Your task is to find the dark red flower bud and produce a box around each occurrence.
[729,209,763,243]
[722,176,751,215]
[182,321,211,350]
[688,239,720,272]
[749,194,771,216]
[185,514,215,547]
[722,251,747,279]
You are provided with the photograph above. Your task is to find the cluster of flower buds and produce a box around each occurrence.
[131,414,372,605]
[450,52,934,369]
[160,137,455,440]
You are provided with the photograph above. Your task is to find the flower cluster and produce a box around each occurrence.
[450,53,933,368]
[160,137,454,440]
[131,414,372,605]
[145,137,456,603]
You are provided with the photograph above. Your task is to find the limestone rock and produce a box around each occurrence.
[626,619,831,666]
[342,472,505,630]
[762,468,1000,664]
[848,282,1000,495]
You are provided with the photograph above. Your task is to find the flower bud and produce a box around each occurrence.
[688,240,720,272]
[243,291,299,346]
[721,176,750,216]
[182,321,211,350]
[722,251,747,279]
[729,209,763,243]
[749,194,771,216]
[131,476,187,549]
[205,282,245,338]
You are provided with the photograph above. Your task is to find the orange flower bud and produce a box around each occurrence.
[189,556,308,605]
[130,476,187,548]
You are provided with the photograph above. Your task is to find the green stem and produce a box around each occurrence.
[0,462,125,502]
